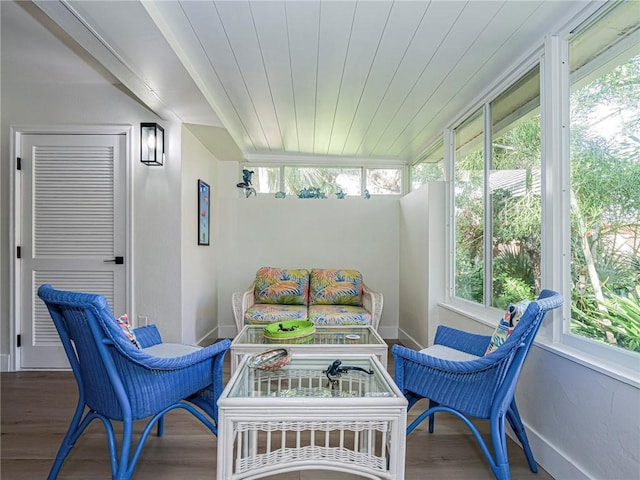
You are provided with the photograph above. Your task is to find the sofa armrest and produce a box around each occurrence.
[362,284,383,330]
[232,283,255,333]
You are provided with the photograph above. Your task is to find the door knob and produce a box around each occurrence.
[104,256,124,265]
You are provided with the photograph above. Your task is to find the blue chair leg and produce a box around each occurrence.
[506,400,538,473]
[490,414,511,480]
[428,399,438,433]
[48,401,86,480]
[157,415,164,437]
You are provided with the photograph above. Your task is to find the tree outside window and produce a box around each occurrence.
[568,2,640,354]
[411,140,445,190]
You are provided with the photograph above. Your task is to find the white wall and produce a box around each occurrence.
[215,162,400,339]
[133,121,184,343]
[0,2,196,368]
[398,182,446,349]
[181,126,220,344]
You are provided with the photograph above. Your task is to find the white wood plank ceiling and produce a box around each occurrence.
[27,0,589,164]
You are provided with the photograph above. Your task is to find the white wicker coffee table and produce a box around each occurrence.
[217,353,407,480]
[230,325,388,374]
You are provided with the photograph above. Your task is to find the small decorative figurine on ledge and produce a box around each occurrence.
[336,189,346,199]
[275,191,286,198]
[364,189,371,199]
[297,187,327,199]
[236,168,256,197]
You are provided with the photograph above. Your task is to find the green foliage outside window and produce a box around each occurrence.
[569,54,640,353]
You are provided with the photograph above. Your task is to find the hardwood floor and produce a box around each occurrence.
[1,342,553,479]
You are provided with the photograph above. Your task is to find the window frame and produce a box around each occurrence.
[239,163,406,197]
[448,59,543,313]
[557,2,640,374]
[443,1,640,385]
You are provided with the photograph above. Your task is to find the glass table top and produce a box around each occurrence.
[227,355,396,399]
[234,325,384,346]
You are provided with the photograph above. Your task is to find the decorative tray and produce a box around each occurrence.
[248,348,291,370]
[263,320,316,340]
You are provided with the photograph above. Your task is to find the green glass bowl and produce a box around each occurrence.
[263,320,316,340]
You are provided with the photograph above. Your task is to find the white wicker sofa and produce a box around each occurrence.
[232,267,383,333]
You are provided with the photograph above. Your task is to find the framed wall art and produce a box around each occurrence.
[198,179,210,245]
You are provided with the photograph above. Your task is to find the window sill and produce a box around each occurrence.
[439,302,640,389]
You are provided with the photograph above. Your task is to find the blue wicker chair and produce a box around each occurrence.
[392,289,563,480]
[37,284,231,480]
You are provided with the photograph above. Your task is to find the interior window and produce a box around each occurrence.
[247,166,281,194]
[284,167,362,196]
[365,168,402,195]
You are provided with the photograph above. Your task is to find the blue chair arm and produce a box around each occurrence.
[392,343,517,418]
[110,338,232,421]
[433,325,492,356]
[133,324,163,348]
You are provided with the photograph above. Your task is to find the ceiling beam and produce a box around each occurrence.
[32,0,177,121]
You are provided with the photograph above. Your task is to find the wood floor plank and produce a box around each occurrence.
[1,342,553,479]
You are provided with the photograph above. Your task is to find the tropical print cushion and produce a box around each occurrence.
[253,267,309,305]
[308,305,371,326]
[244,304,308,325]
[116,314,141,349]
[309,269,363,306]
[485,299,531,355]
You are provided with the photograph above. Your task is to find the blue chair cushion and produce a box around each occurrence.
[143,343,201,358]
[420,344,480,362]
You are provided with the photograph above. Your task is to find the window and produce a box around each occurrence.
[240,164,405,197]
[453,65,541,309]
[454,108,485,303]
[568,2,640,355]
[284,167,361,196]
[249,166,281,194]
[490,66,541,309]
[411,141,445,190]
[365,168,402,195]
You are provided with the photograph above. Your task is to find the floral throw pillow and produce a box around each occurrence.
[253,267,309,305]
[309,269,363,306]
[485,300,531,355]
[116,314,141,349]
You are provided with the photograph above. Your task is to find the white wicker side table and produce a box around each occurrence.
[230,325,388,374]
[217,353,407,480]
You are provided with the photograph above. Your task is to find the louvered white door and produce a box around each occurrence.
[20,134,126,369]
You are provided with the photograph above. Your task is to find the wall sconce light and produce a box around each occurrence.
[140,122,164,166]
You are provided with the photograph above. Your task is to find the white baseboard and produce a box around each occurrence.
[377,325,397,340]
[198,326,219,345]
[523,421,592,479]
[0,354,11,372]
[218,325,239,340]
[397,327,424,350]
